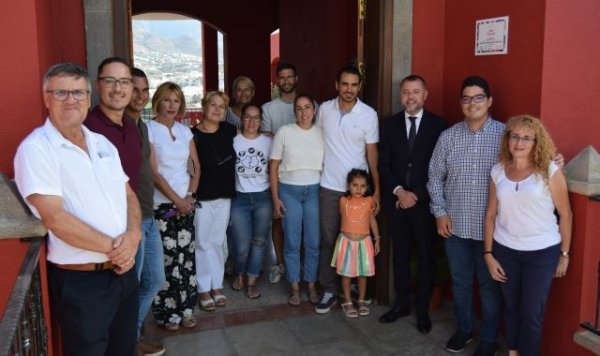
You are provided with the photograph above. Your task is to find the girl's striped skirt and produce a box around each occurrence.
[330,233,375,277]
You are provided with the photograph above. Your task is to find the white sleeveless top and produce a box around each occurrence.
[491,162,561,251]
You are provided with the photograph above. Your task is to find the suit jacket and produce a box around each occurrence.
[379,109,447,208]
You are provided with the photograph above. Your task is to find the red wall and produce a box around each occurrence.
[279,0,358,102]
[414,0,545,124]
[132,0,278,105]
[539,0,600,160]
[412,0,445,115]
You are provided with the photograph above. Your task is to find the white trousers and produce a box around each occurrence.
[194,198,231,293]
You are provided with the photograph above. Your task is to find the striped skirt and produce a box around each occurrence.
[330,233,375,277]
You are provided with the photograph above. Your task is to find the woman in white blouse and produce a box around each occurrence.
[484,115,572,356]
[147,82,200,331]
[270,94,324,307]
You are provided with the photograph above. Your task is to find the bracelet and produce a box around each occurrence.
[373,236,381,240]
[483,251,493,255]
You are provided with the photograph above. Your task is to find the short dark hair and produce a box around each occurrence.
[461,76,491,97]
[336,65,362,84]
[97,57,133,78]
[344,169,374,197]
[43,63,90,91]
[132,67,147,79]
[400,74,427,89]
[276,62,296,77]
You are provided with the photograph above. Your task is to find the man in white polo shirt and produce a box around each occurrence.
[14,63,141,355]
[315,65,380,314]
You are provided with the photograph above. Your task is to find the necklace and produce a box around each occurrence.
[344,198,368,223]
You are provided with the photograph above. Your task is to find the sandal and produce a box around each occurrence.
[288,290,301,307]
[211,290,227,307]
[164,322,179,331]
[308,288,320,305]
[358,300,370,316]
[342,302,358,318]
[232,275,244,291]
[246,285,261,299]
[182,316,197,328]
[199,295,215,312]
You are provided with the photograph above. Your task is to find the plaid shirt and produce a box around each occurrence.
[427,117,505,240]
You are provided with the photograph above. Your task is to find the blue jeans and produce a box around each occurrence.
[229,190,273,278]
[135,217,166,337]
[444,235,502,343]
[279,183,320,283]
[494,241,559,356]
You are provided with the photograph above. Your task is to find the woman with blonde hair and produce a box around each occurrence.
[192,91,237,311]
[148,81,200,331]
[484,115,572,356]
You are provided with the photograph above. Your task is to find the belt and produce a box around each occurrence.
[53,261,114,271]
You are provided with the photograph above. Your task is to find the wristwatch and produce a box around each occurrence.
[560,250,569,257]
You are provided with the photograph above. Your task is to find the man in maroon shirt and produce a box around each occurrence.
[84,57,142,192]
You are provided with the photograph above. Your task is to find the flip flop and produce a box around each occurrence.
[246,285,261,299]
[232,275,244,291]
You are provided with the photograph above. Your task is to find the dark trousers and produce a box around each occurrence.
[318,187,345,292]
[494,241,559,356]
[49,265,139,356]
[388,201,435,318]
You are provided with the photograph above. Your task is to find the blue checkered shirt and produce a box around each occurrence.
[427,118,505,240]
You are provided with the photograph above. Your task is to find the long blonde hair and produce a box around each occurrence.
[498,115,556,182]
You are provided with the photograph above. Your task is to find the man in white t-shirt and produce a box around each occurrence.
[315,65,380,314]
[13,63,141,355]
[260,62,299,284]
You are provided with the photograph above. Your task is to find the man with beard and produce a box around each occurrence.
[260,62,299,284]
[315,65,380,314]
[378,75,447,333]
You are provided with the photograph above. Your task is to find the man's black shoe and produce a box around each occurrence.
[416,317,432,334]
[446,330,474,353]
[378,305,410,323]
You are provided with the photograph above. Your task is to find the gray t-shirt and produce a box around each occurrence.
[261,97,295,134]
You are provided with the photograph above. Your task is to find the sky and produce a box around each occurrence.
[133,20,201,38]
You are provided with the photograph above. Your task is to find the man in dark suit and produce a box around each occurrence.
[378,75,447,333]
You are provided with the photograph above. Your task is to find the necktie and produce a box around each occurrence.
[408,116,417,152]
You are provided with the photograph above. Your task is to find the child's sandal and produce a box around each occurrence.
[341,302,358,318]
[358,300,370,316]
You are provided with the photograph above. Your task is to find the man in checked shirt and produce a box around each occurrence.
[428,76,563,355]
[428,76,504,356]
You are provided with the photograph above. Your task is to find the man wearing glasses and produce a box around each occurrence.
[427,76,503,356]
[14,63,141,355]
[84,57,142,193]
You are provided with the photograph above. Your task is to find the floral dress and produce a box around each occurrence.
[151,204,197,326]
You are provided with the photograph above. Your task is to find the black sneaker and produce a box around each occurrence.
[446,330,474,353]
[315,291,337,314]
[472,341,497,356]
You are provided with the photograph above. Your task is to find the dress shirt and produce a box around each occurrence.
[427,117,505,240]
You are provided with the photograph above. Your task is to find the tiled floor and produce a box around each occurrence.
[143,275,507,355]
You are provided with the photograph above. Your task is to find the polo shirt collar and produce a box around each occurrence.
[335,96,364,114]
[43,117,98,149]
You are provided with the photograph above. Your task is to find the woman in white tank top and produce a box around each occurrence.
[483,115,572,356]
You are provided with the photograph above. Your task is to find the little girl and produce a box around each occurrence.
[331,169,381,318]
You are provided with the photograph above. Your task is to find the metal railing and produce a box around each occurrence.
[0,238,48,356]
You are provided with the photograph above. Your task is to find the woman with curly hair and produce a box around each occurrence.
[483,115,572,356]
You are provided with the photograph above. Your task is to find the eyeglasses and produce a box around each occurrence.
[46,89,90,101]
[98,76,133,88]
[460,94,487,105]
[509,134,536,144]
[242,115,261,122]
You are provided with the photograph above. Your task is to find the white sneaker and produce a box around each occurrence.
[269,264,284,284]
